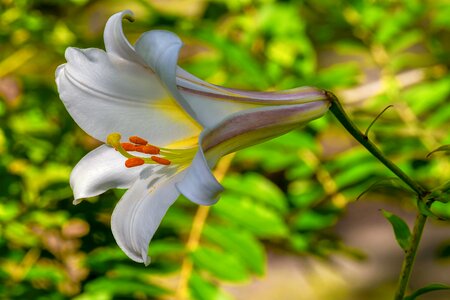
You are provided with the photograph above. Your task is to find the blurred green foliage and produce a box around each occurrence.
[1,0,449,299]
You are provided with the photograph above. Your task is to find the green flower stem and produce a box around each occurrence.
[327,92,428,197]
[327,92,430,300]
[394,213,427,300]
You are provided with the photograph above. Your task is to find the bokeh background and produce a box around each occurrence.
[1,0,449,299]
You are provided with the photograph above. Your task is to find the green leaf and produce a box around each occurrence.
[403,79,450,115]
[235,131,316,172]
[189,272,233,300]
[203,225,266,275]
[289,180,325,208]
[356,178,410,201]
[429,181,450,204]
[427,144,450,158]
[293,210,337,231]
[26,264,66,283]
[9,109,59,135]
[381,210,411,251]
[86,247,129,271]
[83,278,169,298]
[191,246,249,282]
[388,30,422,54]
[404,283,450,300]
[24,211,69,228]
[212,193,289,238]
[4,222,39,247]
[0,202,20,222]
[333,160,383,189]
[430,201,450,220]
[222,173,287,213]
[317,62,360,88]
[290,233,312,252]
[147,240,184,257]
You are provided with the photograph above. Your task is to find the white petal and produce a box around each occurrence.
[176,68,257,128]
[176,149,223,206]
[111,169,185,265]
[103,10,145,65]
[70,145,147,203]
[201,101,331,160]
[56,47,200,145]
[177,68,330,129]
[134,31,199,122]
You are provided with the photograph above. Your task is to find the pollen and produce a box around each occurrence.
[121,142,137,151]
[125,157,145,168]
[151,156,171,165]
[129,136,148,145]
[137,145,160,155]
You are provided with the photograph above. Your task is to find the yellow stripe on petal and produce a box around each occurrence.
[152,97,202,135]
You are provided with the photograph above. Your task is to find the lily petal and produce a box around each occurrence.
[178,71,329,128]
[177,100,330,205]
[202,101,330,159]
[56,47,200,145]
[176,149,223,206]
[111,169,185,265]
[103,10,145,65]
[70,145,146,203]
[134,30,199,122]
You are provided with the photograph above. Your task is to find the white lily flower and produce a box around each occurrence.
[55,10,331,265]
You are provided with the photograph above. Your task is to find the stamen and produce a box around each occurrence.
[137,145,160,155]
[125,157,145,168]
[107,132,193,168]
[129,136,148,145]
[151,156,171,165]
[121,142,137,151]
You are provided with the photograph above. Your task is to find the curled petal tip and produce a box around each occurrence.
[143,252,151,266]
[104,10,144,65]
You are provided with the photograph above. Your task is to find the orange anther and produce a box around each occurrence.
[129,136,148,145]
[140,145,160,155]
[151,156,171,165]
[121,142,137,151]
[125,157,145,168]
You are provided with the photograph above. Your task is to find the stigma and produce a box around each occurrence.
[106,133,196,169]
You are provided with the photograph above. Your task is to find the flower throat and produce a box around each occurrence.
[106,133,197,168]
